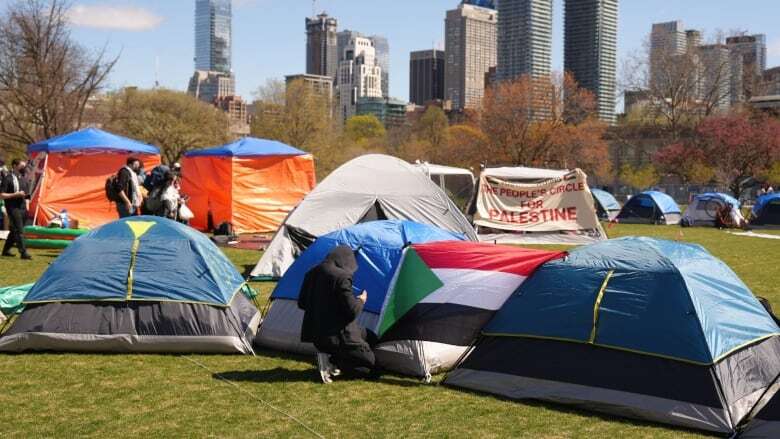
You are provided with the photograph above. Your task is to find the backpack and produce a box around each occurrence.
[105,173,121,202]
[143,165,170,192]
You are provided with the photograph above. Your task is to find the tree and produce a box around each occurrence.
[0,0,117,153]
[653,142,714,184]
[102,88,230,164]
[478,73,609,177]
[344,115,386,143]
[443,124,489,170]
[619,164,660,190]
[764,162,780,187]
[414,106,449,151]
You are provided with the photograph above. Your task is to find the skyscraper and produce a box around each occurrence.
[564,0,618,123]
[698,44,734,113]
[496,0,553,81]
[445,2,498,110]
[371,35,390,98]
[306,13,338,80]
[649,21,687,90]
[194,0,232,73]
[338,36,383,122]
[726,34,767,100]
[410,50,446,105]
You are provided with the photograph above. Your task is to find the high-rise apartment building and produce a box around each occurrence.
[497,0,553,81]
[564,0,618,123]
[306,13,339,80]
[194,0,232,73]
[338,36,383,122]
[698,44,734,113]
[726,34,767,100]
[338,31,389,98]
[409,50,446,105]
[187,70,236,104]
[445,2,498,110]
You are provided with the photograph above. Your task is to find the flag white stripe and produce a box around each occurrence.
[418,269,526,311]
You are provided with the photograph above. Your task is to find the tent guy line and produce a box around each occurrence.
[183,356,325,439]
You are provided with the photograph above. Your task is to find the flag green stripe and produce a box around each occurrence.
[378,249,443,336]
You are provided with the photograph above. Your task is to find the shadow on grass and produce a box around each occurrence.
[443,384,721,438]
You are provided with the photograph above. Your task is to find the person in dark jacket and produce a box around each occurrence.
[0,159,32,260]
[298,245,379,383]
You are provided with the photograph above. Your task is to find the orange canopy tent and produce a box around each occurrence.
[27,128,160,228]
[181,138,316,234]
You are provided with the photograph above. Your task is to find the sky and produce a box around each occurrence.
[47,0,780,101]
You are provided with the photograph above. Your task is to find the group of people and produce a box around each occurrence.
[113,157,189,223]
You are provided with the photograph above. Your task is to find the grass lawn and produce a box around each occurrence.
[0,224,778,438]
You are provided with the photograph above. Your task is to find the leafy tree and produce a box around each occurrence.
[619,164,660,190]
[102,88,230,164]
[344,115,386,143]
[653,142,714,184]
[414,106,449,151]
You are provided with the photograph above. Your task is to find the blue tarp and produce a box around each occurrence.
[695,192,740,208]
[25,216,245,306]
[753,193,780,216]
[484,237,779,364]
[643,191,681,214]
[272,220,465,314]
[185,137,306,157]
[28,128,159,155]
[592,189,621,211]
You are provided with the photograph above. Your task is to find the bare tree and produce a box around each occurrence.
[0,0,117,152]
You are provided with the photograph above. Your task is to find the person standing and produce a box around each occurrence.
[0,159,32,260]
[116,157,142,218]
[298,246,380,383]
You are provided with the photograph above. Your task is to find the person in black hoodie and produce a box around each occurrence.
[298,245,379,383]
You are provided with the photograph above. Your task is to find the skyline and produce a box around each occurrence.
[61,0,780,102]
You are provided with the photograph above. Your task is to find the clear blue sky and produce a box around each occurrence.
[60,0,780,101]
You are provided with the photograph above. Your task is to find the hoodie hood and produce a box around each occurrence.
[325,245,358,274]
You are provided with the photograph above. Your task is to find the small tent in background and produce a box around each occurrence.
[28,128,160,228]
[182,138,316,234]
[376,241,563,378]
[446,237,780,435]
[416,162,475,212]
[0,216,261,354]
[591,188,621,221]
[682,192,741,227]
[751,194,780,227]
[616,191,682,225]
[256,220,465,354]
[250,154,478,280]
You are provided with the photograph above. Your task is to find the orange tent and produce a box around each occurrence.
[181,138,316,234]
[27,128,160,228]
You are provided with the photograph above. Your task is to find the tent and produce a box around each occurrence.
[473,168,607,245]
[416,162,475,212]
[182,138,316,234]
[616,191,682,225]
[0,216,261,354]
[28,128,160,228]
[250,154,478,279]
[741,379,780,438]
[375,241,564,378]
[591,188,621,221]
[751,194,780,227]
[0,284,32,327]
[445,237,780,435]
[255,220,465,355]
[682,192,741,227]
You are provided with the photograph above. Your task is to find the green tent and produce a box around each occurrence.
[0,284,33,317]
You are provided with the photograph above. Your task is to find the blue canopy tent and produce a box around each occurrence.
[591,188,621,220]
[752,193,780,226]
[0,216,261,354]
[28,127,159,154]
[682,192,741,227]
[446,237,780,435]
[256,220,466,354]
[616,191,682,225]
[184,137,306,157]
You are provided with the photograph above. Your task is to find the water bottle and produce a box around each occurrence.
[59,209,69,229]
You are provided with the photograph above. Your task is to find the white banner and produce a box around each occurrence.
[475,169,603,234]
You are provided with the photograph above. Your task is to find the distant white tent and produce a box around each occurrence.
[416,162,475,212]
[251,155,478,279]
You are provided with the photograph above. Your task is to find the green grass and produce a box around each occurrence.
[0,225,777,438]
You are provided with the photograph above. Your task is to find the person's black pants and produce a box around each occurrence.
[314,328,379,374]
[2,207,27,256]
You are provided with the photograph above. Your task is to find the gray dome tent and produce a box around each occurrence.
[251,154,477,279]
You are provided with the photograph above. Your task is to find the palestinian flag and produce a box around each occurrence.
[377,241,564,347]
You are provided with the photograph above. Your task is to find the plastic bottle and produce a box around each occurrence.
[59,209,69,229]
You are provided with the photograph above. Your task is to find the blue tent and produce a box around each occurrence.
[616,190,682,224]
[752,193,780,226]
[256,220,466,353]
[591,189,621,220]
[446,237,780,435]
[682,193,741,227]
[28,128,159,154]
[0,216,260,354]
[185,137,306,157]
